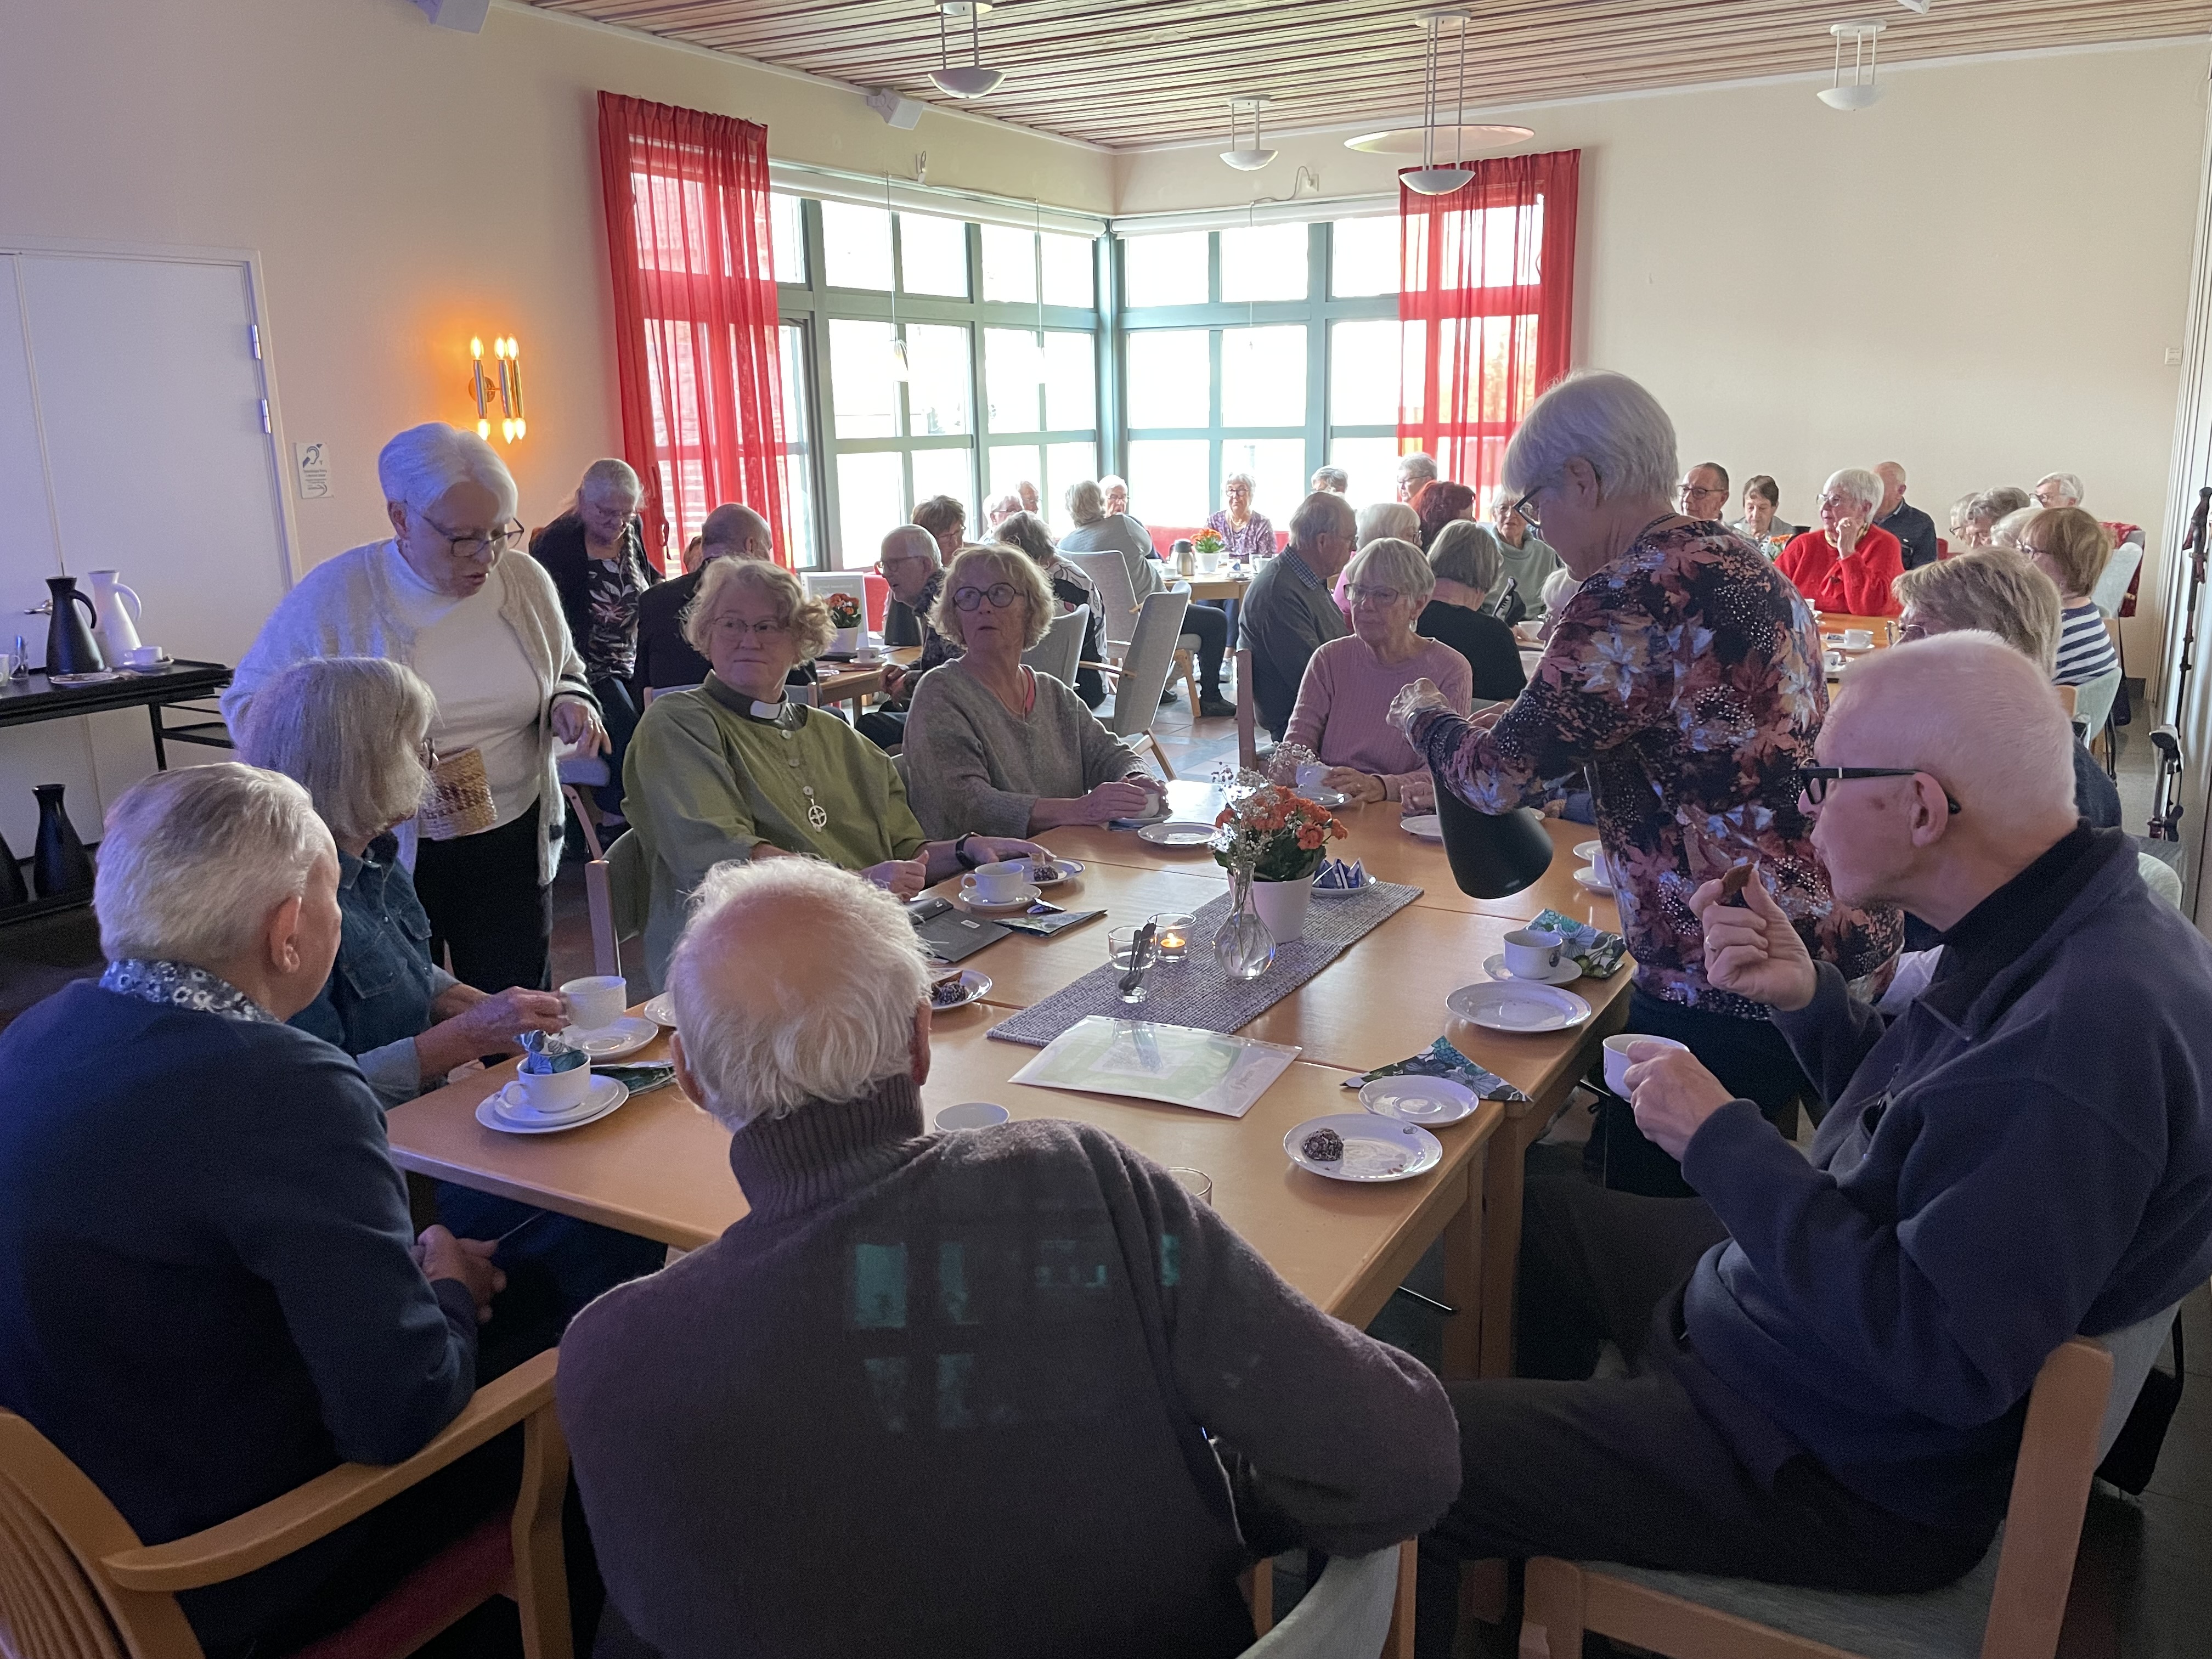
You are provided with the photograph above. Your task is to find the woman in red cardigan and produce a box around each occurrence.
[1775,467,1904,616]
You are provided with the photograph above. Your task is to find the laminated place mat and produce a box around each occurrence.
[988,878,1423,1048]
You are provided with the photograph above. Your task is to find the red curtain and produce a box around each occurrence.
[1397,149,1579,502]
[598,93,791,567]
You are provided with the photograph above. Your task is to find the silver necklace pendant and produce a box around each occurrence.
[803,784,828,831]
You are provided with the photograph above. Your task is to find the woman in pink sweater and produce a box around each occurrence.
[1284,538,1472,804]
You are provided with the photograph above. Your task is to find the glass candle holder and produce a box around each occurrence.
[1150,912,1195,961]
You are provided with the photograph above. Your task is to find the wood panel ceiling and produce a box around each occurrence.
[525,0,2211,148]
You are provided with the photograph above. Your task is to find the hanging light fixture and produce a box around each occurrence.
[1220,94,1277,172]
[930,1,1005,99]
[1403,10,1475,196]
[1819,20,1888,110]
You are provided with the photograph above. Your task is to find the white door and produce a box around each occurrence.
[0,249,291,859]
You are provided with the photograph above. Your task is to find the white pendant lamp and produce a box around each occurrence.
[1403,10,1475,197]
[1819,20,1888,110]
[930,1,1005,99]
[1220,95,1277,172]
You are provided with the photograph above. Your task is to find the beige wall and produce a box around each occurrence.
[0,0,1110,568]
[1118,42,2210,682]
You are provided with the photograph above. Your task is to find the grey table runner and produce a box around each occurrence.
[986,878,1422,1048]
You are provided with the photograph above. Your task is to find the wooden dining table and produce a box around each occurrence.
[386,788,1629,1381]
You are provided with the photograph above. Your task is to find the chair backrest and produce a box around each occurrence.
[0,1410,198,1658]
[1102,589,1191,741]
[585,829,653,981]
[1242,1547,1404,1658]
[1980,1335,2115,1658]
[1023,603,1089,689]
[2091,539,2143,617]
[1065,551,1139,654]
[2094,1301,2181,1460]
[2136,849,2183,911]
[1234,646,1259,770]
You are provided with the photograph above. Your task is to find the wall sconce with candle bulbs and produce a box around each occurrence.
[469,335,528,442]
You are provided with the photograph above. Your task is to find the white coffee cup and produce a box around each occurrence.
[968,860,1026,904]
[1602,1032,1689,1097]
[1842,628,1874,651]
[1587,849,1612,884]
[514,1059,592,1116]
[1296,761,1328,791]
[560,974,627,1032]
[934,1101,1009,1130]
[120,645,165,667]
[1502,927,1565,978]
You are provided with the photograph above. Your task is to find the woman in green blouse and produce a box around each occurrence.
[623,557,1044,986]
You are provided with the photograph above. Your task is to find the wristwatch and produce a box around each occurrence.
[954,833,985,870]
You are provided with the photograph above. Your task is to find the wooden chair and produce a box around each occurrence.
[563,792,651,985]
[0,1350,570,1659]
[1235,646,1260,771]
[1247,1543,1415,1658]
[1517,1321,2163,1659]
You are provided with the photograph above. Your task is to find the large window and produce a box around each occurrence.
[1115,218,1402,533]
[771,196,1103,568]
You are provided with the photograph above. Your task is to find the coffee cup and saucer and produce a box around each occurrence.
[557,974,656,1058]
[478,1063,630,1135]
[958,861,1040,912]
[1485,926,1582,986]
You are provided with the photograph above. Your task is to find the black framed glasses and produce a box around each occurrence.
[423,514,525,562]
[951,582,1022,612]
[1505,487,1545,532]
[1799,766,1961,814]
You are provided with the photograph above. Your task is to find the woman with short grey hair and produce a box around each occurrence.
[235,656,570,1106]
[1356,501,1420,548]
[1775,466,1905,616]
[1392,369,1898,1187]
[1059,480,1233,714]
[1419,521,1527,702]
[1959,485,2034,550]
[224,422,603,995]
[1207,471,1276,562]
[1310,465,1350,494]
[903,545,1160,839]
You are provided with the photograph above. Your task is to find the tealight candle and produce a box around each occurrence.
[1152,911,1194,961]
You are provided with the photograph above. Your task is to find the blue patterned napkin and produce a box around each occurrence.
[1530,908,1627,979]
[1341,1036,1527,1103]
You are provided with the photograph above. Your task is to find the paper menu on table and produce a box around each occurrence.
[1009,1017,1300,1119]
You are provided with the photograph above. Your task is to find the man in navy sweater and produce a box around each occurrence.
[0,765,507,1657]
[1418,633,2212,1652]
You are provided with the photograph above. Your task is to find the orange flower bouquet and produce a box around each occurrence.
[1212,778,1346,884]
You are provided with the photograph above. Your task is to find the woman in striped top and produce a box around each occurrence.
[2018,507,2119,686]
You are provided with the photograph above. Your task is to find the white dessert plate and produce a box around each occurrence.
[565,1015,657,1059]
[1400,814,1443,843]
[956,880,1041,912]
[1358,1075,1480,1126]
[478,1074,629,1135]
[1285,1113,1444,1183]
[928,969,992,1011]
[1136,821,1216,848]
[1445,981,1593,1034]
[642,992,675,1026]
[1572,865,1616,896]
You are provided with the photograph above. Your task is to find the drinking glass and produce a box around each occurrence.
[1169,1167,1214,1204]
[1108,926,1160,1003]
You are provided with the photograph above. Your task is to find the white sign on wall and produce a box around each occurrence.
[295,440,330,499]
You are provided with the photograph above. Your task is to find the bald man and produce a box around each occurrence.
[636,504,776,693]
[1416,633,2212,1656]
[560,859,1460,1658]
[1874,460,1939,571]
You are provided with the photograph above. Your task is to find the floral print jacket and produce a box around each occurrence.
[1409,521,1900,1017]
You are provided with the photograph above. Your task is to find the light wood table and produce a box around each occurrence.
[1184,573,1251,603]
[813,645,920,714]
[1816,612,1897,682]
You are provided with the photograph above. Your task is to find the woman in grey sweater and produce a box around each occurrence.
[902,546,1163,839]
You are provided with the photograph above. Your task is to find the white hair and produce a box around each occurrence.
[1311,466,1350,492]
[985,492,1023,524]
[377,422,518,520]
[1540,567,1579,611]
[234,658,434,848]
[1224,471,1256,493]
[577,457,641,505]
[2037,471,2085,505]
[1289,489,1357,546]
[1822,468,1884,518]
[1356,501,1420,546]
[95,764,334,966]
[1500,370,1679,505]
[1833,631,2076,825]
[1099,475,1128,495]
[879,523,938,566]
[1396,452,1438,484]
[1065,478,1107,526]
[669,859,929,1128]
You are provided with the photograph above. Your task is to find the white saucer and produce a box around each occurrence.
[957,879,1041,912]
[1313,873,1373,897]
[1025,857,1085,888]
[1305,787,1354,810]
[1285,1113,1444,1183]
[1359,1075,1479,1126]
[1572,865,1616,896]
[1575,840,1602,862]
[478,1074,629,1135]
[563,1014,657,1059]
[1400,814,1443,842]
[1136,821,1216,848]
[1446,981,1593,1033]
[929,969,992,1011]
[642,992,675,1027]
[1483,952,1583,986]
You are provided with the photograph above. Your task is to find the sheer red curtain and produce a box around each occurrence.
[598,92,791,567]
[1397,149,1579,502]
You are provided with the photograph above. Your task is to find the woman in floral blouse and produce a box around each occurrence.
[1393,371,1899,1194]
[1206,472,1277,561]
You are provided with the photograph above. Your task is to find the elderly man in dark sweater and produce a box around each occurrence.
[1418,633,2212,1654]
[0,765,509,1658]
[1240,489,1356,740]
[560,857,1460,1659]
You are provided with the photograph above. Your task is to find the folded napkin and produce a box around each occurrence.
[1312,857,1368,890]
[1342,1036,1527,1103]
[1530,908,1627,979]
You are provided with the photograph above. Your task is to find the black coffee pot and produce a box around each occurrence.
[42,576,104,675]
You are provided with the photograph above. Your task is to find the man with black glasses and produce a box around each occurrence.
[1414,633,2212,1657]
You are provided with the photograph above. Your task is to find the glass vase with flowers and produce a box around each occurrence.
[1209,775,1346,971]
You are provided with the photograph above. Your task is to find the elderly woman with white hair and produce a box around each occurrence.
[1775,467,1905,617]
[1208,471,1277,562]
[1060,479,1233,713]
[1311,465,1350,494]
[531,456,662,824]
[2034,471,2086,510]
[224,422,603,995]
[902,545,1164,839]
[624,556,1043,988]
[1392,370,1899,1194]
[1284,537,1472,806]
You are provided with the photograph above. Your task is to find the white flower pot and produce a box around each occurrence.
[1249,875,1312,942]
[828,625,860,654]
